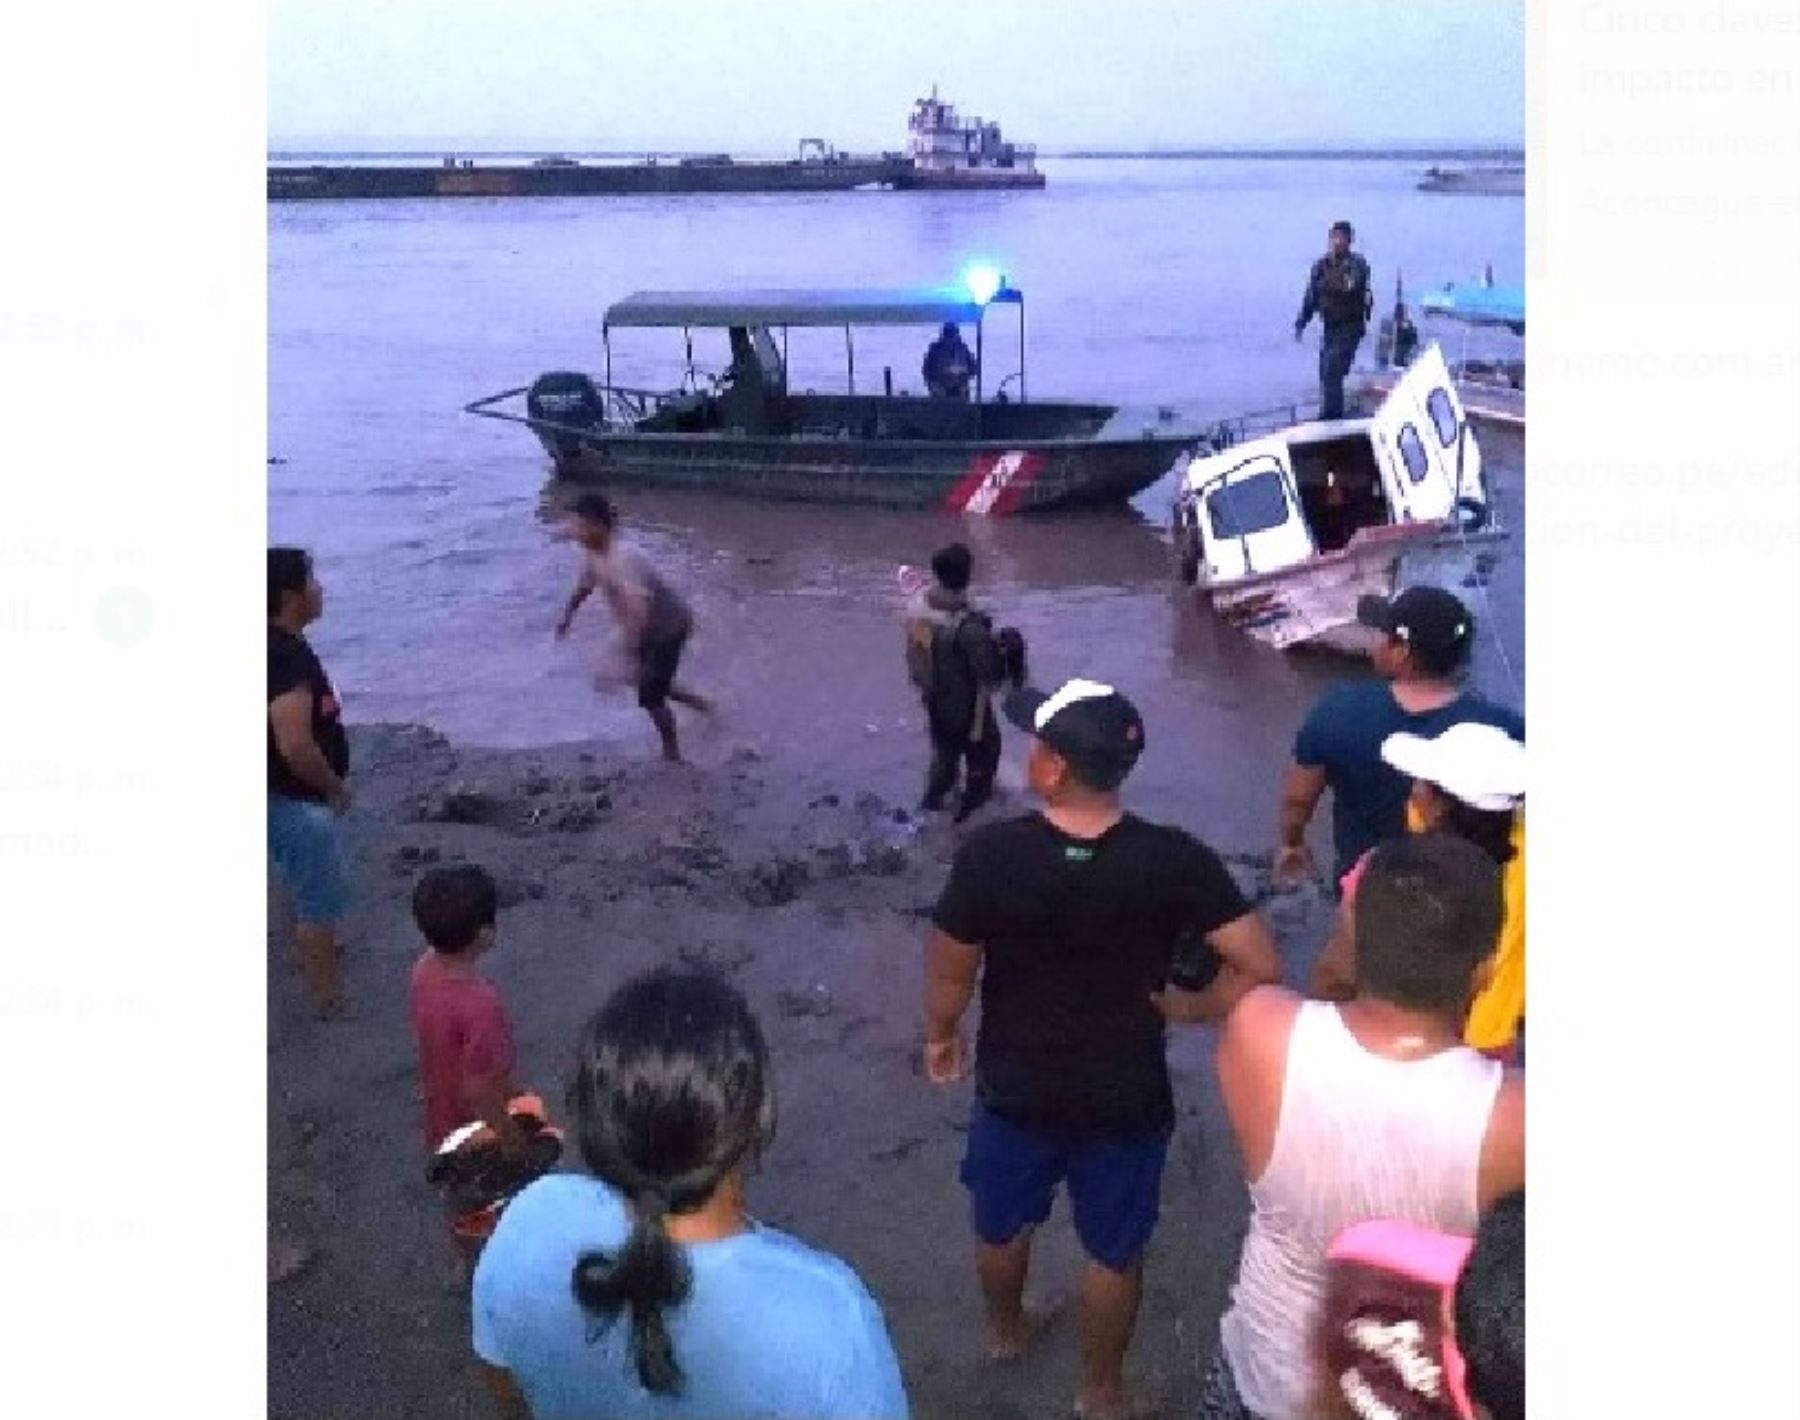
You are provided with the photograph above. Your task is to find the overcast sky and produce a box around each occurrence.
[269,0,1523,152]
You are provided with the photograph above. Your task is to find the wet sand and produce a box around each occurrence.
[268,723,1335,1420]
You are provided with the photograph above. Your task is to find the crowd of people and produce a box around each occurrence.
[268,496,1527,1418]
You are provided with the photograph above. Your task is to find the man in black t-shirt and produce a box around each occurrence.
[924,677,1280,1420]
[268,547,352,1015]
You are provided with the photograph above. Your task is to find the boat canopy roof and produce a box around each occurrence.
[604,286,1022,331]
[1419,282,1525,331]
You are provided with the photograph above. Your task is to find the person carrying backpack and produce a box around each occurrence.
[904,543,1015,822]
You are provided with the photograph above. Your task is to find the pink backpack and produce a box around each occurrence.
[1315,1220,1477,1420]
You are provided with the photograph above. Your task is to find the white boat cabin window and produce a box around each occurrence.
[1425,389,1459,448]
[1206,468,1292,540]
[1397,423,1431,484]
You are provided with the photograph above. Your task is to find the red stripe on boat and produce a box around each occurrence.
[942,450,1044,516]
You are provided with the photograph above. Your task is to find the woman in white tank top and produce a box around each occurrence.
[1199,836,1526,1420]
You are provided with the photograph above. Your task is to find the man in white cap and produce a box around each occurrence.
[922,677,1280,1420]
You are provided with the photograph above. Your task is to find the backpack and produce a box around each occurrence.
[905,608,1030,699]
[904,608,976,695]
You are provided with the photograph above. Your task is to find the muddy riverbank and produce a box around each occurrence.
[268,722,1335,1420]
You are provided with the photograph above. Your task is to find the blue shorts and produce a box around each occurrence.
[959,1100,1170,1272]
[268,794,350,925]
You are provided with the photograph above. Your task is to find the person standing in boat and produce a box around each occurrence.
[1295,220,1374,419]
[923,322,979,400]
[555,494,713,763]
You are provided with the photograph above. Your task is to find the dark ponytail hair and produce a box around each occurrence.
[566,969,776,1395]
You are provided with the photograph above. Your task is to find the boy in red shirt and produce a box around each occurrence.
[408,865,525,1267]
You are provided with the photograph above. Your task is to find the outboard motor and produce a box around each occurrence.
[526,372,605,464]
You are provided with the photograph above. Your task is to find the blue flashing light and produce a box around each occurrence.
[963,264,1005,306]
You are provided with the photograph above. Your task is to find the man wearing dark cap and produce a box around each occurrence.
[923,677,1280,1420]
[1276,587,1524,888]
[1295,220,1374,419]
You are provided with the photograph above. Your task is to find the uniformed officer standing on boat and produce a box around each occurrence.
[1294,220,1374,420]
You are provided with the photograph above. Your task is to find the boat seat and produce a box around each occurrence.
[642,390,719,433]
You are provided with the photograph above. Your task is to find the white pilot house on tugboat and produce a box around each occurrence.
[898,87,1045,190]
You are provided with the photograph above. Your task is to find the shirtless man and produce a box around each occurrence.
[555,494,712,762]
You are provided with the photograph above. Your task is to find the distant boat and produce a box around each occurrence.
[1362,268,1525,431]
[1419,280,1524,333]
[1417,164,1524,196]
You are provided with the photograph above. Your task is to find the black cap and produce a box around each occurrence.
[1357,587,1473,668]
[1003,679,1145,791]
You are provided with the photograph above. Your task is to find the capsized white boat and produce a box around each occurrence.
[1171,344,1504,654]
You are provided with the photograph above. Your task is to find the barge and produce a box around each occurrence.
[269,92,1046,201]
[268,150,908,201]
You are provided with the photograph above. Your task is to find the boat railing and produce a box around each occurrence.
[463,382,692,432]
[1197,395,1327,452]
[600,384,682,425]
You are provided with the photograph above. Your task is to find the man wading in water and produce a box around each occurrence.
[555,494,713,762]
[1295,220,1374,420]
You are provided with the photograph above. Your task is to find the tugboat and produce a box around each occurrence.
[894,87,1045,190]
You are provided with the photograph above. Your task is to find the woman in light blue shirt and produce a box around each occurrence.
[473,968,910,1420]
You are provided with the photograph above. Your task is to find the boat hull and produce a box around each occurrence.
[892,169,1046,190]
[534,429,1181,513]
[1416,167,1525,196]
[1203,524,1502,653]
[268,158,907,201]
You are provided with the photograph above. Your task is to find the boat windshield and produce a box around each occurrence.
[1206,469,1292,539]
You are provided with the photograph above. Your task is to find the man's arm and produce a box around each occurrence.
[1153,911,1282,1026]
[963,621,1004,741]
[270,689,347,809]
[1295,262,1319,335]
[1276,762,1328,881]
[923,928,981,1083]
[554,566,594,638]
[1216,985,1300,1182]
[1477,1074,1526,1210]
[478,1363,531,1420]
